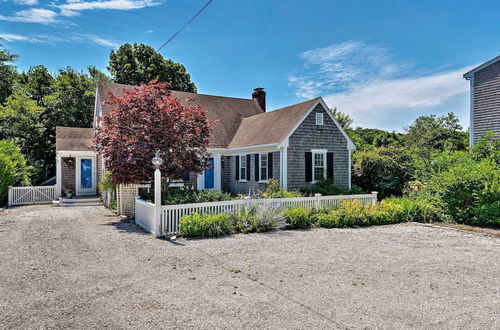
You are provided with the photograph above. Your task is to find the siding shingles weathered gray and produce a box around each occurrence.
[225,152,280,195]
[472,60,500,144]
[61,157,76,192]
[287,103,349,190]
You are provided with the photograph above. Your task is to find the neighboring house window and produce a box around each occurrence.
[316,113,324,125]
[260,153,268,181]
[312,150,327,182]
[239,155,247,181]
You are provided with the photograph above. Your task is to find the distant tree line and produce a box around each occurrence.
[0,41,197,200]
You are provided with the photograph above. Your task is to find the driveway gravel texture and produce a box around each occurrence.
[0,205,498,329]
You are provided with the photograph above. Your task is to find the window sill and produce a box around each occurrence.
[258,180,268,184]
[238,180,248,183]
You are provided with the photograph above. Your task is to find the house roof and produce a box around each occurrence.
[463,55,500,79]
[228,98,321,148]
[96,81,265,148]
[56,126,94,151]
[94,82,348,150]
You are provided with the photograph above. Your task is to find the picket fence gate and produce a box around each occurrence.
[8,186,56,206]
[135,193,378,237]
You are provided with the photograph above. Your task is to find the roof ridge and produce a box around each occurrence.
[96,80,256,102]
[243,97,320,120]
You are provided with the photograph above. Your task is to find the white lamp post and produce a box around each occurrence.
[151,149,163,238]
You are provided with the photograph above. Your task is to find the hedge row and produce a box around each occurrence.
[179,197,443,238]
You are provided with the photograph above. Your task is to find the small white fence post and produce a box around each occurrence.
[371,191,378,205]
[8,186,12,207]
[314,193,322,208]
[154,168,162,238]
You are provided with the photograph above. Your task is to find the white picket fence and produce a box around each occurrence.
[135,193,378,237]
[8,185,56,206]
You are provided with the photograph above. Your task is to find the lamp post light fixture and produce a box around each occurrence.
[151,149,164,169]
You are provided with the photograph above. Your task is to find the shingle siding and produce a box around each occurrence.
[472,60,500,144]
[287,103,350,191]
[225,152,280,195]
[61,157,76,192]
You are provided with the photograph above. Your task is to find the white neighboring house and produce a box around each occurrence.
[55,82,355,198]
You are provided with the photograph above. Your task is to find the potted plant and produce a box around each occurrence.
[63,187,74,198]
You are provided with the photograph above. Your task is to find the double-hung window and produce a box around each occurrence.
[239,155,247,181]
[260,153,268,181]
[315,113,324,125]
[312,150,327,182]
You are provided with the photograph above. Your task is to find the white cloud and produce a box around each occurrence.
[0,32,120,48]
[1,0,38,5]
[0,32,43,42]
[86,35,120,47]
[289,41,472,130]
[0,8,60,24]
[58,0,161,16]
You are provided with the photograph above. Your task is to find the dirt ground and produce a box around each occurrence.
[0,205,498,329]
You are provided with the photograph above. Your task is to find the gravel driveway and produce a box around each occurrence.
[0,205,498,329]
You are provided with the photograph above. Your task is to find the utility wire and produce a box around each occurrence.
[157,0,213,51]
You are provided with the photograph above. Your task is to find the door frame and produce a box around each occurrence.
[75,156,97,196]
[197,154,221,191]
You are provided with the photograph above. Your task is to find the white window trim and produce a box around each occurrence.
[315,112,324,126]
[311,149,327,184]
[258,152,269,183]
[239,154,248,182]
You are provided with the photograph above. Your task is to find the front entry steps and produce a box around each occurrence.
[57,196,102,207]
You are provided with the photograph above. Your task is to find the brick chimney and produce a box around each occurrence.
[252,87,266,111]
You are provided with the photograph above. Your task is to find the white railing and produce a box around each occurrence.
[135,192,378,237]
[8,185,56,206]
[134,197,157,234]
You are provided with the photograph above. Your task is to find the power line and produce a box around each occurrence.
[157,0,213,51]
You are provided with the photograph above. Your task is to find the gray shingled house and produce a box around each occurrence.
[464,55,500,146]
[55,81,355,197]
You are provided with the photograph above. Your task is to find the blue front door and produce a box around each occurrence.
[204,158,214,189]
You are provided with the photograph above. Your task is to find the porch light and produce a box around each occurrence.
[151,149,164,169]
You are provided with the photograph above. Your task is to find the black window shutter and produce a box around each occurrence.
[254,154,259,181]
[246,154,251,180]
[327,152,334,180]
[182,170,190,181]
[268,153,273,179]
[305,152,312,182]
[235,156,239,180]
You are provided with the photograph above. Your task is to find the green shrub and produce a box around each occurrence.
[231,204,284,233]
[415,158,500,227]
[311,197,443,229]
[380,197,444,223]
[98,172,116,193]
[0,140,31,204]
[302,178,365,196]
[283,206,311,229]
[179,212,234,238]
[108,200,117,210]
[352,147,415,199]
[162,189,232,205]
[260,179,303,198]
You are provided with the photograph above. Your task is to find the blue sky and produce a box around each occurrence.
[1,0,499,131]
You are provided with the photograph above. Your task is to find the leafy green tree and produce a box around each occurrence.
[329,107,353,131]
[405,113,467,153]
[108,43,196,92]
[0,140,31,204]
[352,147,415,199]
[88,65,111,82]
[17,65,54,106]
[0,41,18,104]
[350,128,404,151]
[0,90,50,181]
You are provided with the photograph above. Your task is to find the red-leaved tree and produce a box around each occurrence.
[94,81,211,184]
